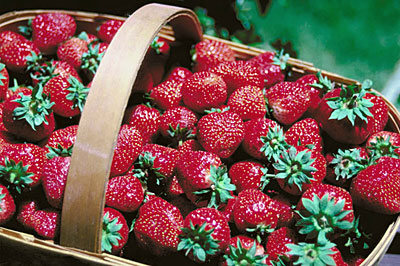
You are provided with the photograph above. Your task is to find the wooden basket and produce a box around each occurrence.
[0,3,399,265]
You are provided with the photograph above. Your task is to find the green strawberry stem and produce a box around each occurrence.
[368,136,400,161]
[223,239,268,266]
[178,221,220,262]
[167,124,196,142]
[0,157,34,194]
[26,51,44,74]
[286,241,337,266]
[101,211,123,253]
[309,71,334,93]
[340,217,371,255]
[81,43,105,75]
[151,36,166,55]
[296,194,353,244]
[18,19,32,39]
[0,189,6,212]
[29,60,57,86]
[272,49,290,70]
[0,63,6,86]
[192,165,236,208]
[46,144,74,160]
[133,152,167,194]
[246,224,275,244]
[260,126,290,162]
[330,149,368,181]
[66,76,90,112]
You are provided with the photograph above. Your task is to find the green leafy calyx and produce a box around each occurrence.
[260,126,290,162]
[286,241,337,266]
[46,143,74,160]
[330,149,367,181]
[81,43,105,75]
[65,76,90,112]
[0,157,34,194]
[101,211,122,253]
[223,239,268,266]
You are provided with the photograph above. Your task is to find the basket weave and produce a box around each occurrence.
[0,3,399,265]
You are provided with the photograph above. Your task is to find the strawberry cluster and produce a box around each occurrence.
[0,12,399,266]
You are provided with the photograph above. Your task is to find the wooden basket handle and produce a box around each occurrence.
[60,3,202,253]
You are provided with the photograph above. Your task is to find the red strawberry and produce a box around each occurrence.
[17,200,38,230]
[197,109,244,158]
[222,235,267,266]
[0,143,47,193]
[177,139,202,154]
[181,71,227,113]
[165,175,184,198]
[102,207,129,254]
[97,19,124,43]
[0,31,26,46]
[296,183,355,242]
[165,66,192,83]
[265,81,311,125]
[287,242,348,266]
[271,194,295,227]
[0,63,9,101]
[110,125,143,177]
[149,36,170,55]
[192,39,235,71]
[228,161,267,192]
[218,195,237,223]
[30,12,76,54]
[149,79,183,110]
[32,209,60,240]
[2,86,55,142]
[0,184,15,225]
[0,39,40,73]
[350,156,400,215]
[210,60,263,96]
[126,104,160,144]
[57,37,87,69]
[285,118,323,153]
[242,117,281,160]
[159,106,197,142]
[44,125,78,159]
[366,130,400,160]
[4,79,32,101]
[76,31,99,45]
[233,189,278,238]
[176,150,235,207]
[178,207,231,262]
[134,196,184,256]
[265,227,296,263]
[227,85,267,121]
[315,83,388,144]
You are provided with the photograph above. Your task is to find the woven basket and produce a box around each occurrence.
[0,3,399,265]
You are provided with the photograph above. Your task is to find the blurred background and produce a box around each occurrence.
[1,0,400,108]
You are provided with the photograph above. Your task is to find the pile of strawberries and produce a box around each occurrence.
[0,11,400,266]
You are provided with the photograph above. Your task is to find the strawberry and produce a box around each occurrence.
[2,86,55,142]
[17,200,38,230]
[296,183,355,243]
[165,66,192,84]
[315,83,388,144]
[242,117,281,160]
[0,31,26,47]
[43,75,89,117]
[175,150,236,208]
[178,207,231,262]
[31,60,81,87]
[159,106,197,143]
[287,242,348,266]
[57,37,87,69]
[192,39,235,71]
[102,207,129,254]
[272,146,326,195]
[265,227,296,263]
[271,194,295,228]
[149,79,183,110]
[4,79,32,101]
[265,81,311,125]
[134,196,184,256]
[350,156,400,215]
[177,139,202,154]
[233,189,278,236]
[30,12,76,54]
[44,125,78,159]
[0,39,41,73]
[0,63,9,101]
[228,161,267,192]
[222,235,267,266]
[126,104,160,144]
[32,209,60,240]
[165,175,184,198]
[0,184,15,225]
[209,60,263,96]
[227,85,267,121]
[110,125,143,177]
[197,109,244,158]
[146,36,170,85]
[97,19,124,43]
[365,130,400,160]
[149,36,170,56]
[285,118,323,153]
[0,143,47,194]
[181,71,227,113]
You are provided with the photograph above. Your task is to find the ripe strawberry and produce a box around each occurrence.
[165,66,192,84]
[315,83,388,144]
[110,125,143,177]
[265,227,296,263]
[165,175,184,198]
[0,63,9,101]
[30,12,76,54]
[4,79,32,101]
[192,39,235,71]
[177,139,202,154]
[134,196,184,256]
[366,131,400,160]
[0,31,26,46]
[287,242,348,266]
[126,104,160,144]
[0,184,15,225]
[222,235,267,266]
[57,37,87,69]
[149,79,183,110]
[228,161,267,192]
[43,75,89,117]
[97,19,124,43]
[227,85,267,121]
[350,156,400,215]
[181,71,227,113]
[233,189,278,236]
[17,200,38,230]
[0,39,41,73]
[273,146,326,195]
[197,109,244,158]
[159,106,197,143]
[210,60,263,96]
[44,125,78,159]
[265,81,311,125]
[242,117,281,160]
[296,183,355,242]
[271,194,295,228]
[32,209,60,240]
[175,150,235,208]
[2,86,55,142]
[285,118,323,153]
[178,207,231,263]
[31,60,81,87]
[102,207,129,254]
[0,143,47,194]
[149,36,170,55]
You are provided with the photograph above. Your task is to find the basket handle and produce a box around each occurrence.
[60,3,202,253]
